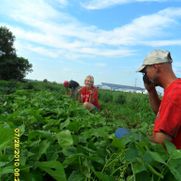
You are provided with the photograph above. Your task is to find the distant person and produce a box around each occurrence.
[137,49,181,149]
[63,80,79,99]
[79,75,100,111]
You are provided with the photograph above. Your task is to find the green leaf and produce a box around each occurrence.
[19,124,25,136]
[67,120,81,132]
[63,153,84,168]
[168,158,181,181]
[111,138,125,150]
[0,124,13,151]
[0,165,13,176]
[148,151,165,164]
[164,140,176,154]
[131,160,146,174]
[20,170,44,181]
[95,171,114,181]
[36,140,50,160]
[91,127,110,138]
[37,161,67,181]
[143,151,153,164]
[171,149,181,159]
[125,145,139,162]
[68,171,85,181]
[0,161,10,167]
[56,130,73,148]
[60,118,70,130]
[28,130,53,140]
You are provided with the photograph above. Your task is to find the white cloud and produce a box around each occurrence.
[95,63,107,67]
[23,45,59,59]
[101,8,181,46]
[9,0,60,21]
[1,1,181,60]
[81,0,168,10]
[56,0,69,6]
[142,40,181,46]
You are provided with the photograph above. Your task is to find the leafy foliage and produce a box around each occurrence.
[0,26,16,56]
[0,26,32,80]
[0,80,181,181]
[99,90,113,103]
[113,93,126,105]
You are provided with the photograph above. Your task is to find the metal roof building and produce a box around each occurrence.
[100,82,145,93]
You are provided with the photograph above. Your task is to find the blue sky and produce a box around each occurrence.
[1,0,181,88]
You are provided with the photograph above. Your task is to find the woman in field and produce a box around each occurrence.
[79,75,100,111]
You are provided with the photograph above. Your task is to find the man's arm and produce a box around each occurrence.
[147,88,161,114]
[143,75,161,114]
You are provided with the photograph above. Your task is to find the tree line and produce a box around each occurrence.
[0,26,32,81]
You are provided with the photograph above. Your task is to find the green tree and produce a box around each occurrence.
[0,26,32,80]
[0,26,16,56]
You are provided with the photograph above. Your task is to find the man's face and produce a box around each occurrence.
[143,65,159,86]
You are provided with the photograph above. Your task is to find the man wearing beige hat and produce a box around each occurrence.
[137,49,181,149]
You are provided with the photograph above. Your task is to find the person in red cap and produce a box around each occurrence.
[137,49,181,149]
[78,75,100,111]
[63,80,79,98]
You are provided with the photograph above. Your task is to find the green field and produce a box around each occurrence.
[0,80,181,181]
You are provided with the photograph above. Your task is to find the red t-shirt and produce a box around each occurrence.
[153,79,181,149]
[80,86,100,109]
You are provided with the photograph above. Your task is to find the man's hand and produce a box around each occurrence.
[151,132,172,145]
[143,74,155,92]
